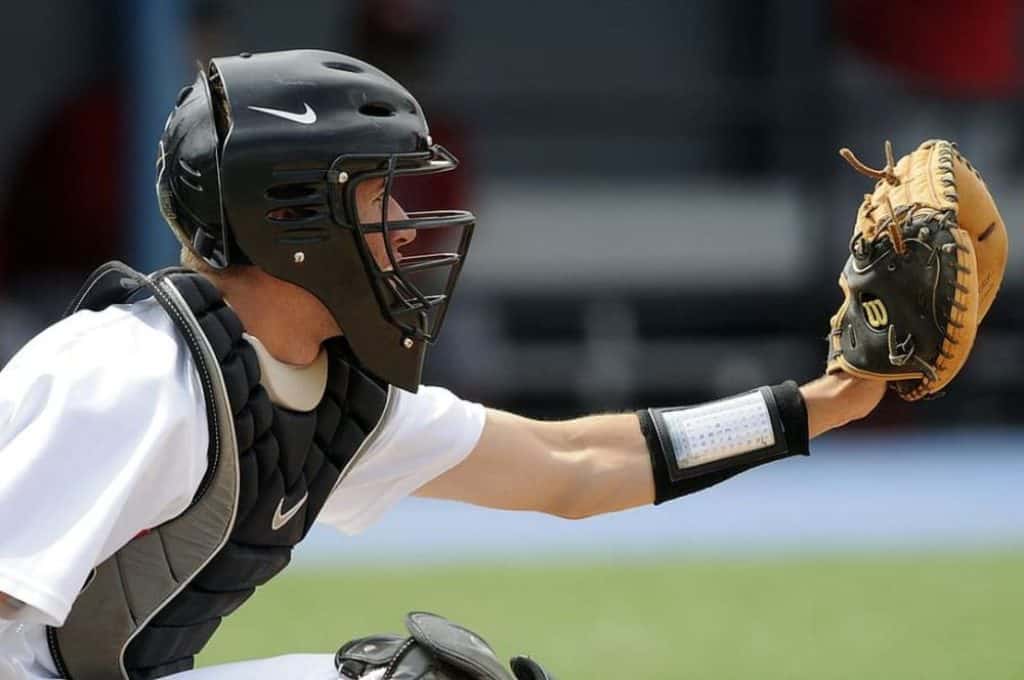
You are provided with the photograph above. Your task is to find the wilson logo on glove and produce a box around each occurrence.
[862,299,889,329]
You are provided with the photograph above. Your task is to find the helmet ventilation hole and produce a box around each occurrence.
[267,205,324,223]
[178,158,202,177]
[265,183,321,200]
[359,102,396,117]
[178,175,203,192]
[323,61,364,73]
[175,85,193,107]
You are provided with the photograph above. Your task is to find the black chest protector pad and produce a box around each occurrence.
[48,262,389,680]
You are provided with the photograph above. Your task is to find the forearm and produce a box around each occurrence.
[559,374,879,515]
[537,382,802,516]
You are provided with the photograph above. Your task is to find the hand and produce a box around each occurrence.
[800,372,885,439]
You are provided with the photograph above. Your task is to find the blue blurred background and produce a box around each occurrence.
[0,0,1021,561]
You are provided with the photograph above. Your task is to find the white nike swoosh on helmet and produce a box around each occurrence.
[248,103,317,125]
[271,490,309,530]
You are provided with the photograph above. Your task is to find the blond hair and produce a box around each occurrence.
[179,244,218,274]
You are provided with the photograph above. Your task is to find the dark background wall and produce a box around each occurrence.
[1,0,1020,426]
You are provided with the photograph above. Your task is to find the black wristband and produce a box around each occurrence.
[639,380,809,505]
[769,380,809,458]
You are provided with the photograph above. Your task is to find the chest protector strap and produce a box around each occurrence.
[46,262,242,680]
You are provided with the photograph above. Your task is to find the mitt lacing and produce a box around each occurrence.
[841,141,911,256]
[886,325,939,381]
[840,140,899,186]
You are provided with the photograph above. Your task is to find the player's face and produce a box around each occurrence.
[355,178,416,271]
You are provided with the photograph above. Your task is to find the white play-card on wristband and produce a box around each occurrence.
[661,391,776,469]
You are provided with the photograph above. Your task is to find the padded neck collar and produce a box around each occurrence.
[242,333,327,412]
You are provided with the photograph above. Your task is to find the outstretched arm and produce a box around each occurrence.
[415,373,884,518]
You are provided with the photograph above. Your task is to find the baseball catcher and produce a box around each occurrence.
[0,49,1003,679]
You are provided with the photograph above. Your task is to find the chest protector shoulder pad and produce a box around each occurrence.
[47,262,390,680]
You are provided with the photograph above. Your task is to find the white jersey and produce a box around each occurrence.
[0,298,486,679]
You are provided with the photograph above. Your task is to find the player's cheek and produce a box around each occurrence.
[388,196,408,221]
[363,234,390,270]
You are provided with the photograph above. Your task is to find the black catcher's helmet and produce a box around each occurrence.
[156,50,475,391]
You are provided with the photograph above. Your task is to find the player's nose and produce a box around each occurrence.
[387,198,416,250]
[391,228,416,249]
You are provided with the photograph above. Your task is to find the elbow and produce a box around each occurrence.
[548,504,596,521]
[534,421,633,520]
[542,427,601,520]
[543,487,603,520]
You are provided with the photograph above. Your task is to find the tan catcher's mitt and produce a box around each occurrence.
[828,139,1008,400]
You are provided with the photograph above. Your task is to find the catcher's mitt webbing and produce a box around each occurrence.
[639,381,808,504]
[827,139,1007,401]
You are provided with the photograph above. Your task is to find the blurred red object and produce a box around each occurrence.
[836,0,1021,97]
[0,81,124,284]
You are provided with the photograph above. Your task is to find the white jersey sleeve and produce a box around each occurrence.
[0,299,209,627]
[317,385,486,535]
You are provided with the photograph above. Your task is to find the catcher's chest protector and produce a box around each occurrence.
[47,262,390,680]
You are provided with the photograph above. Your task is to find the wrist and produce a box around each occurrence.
[800,373,882,439]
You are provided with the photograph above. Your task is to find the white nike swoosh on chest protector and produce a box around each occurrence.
[248,103,317,125]
[271,490,309,530]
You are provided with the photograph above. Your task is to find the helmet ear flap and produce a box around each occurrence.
[156,68,237,270]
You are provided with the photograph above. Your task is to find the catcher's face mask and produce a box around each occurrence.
[329,147,475,348]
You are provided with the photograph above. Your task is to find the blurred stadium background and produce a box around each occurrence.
[1,1,1022,677]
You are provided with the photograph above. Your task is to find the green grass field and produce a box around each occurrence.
[198,552,1024,679]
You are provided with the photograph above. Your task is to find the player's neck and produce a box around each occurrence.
[204,271,336,367]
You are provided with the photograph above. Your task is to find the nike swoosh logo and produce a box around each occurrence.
[248,103,317,125]
[271,490,309,530]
